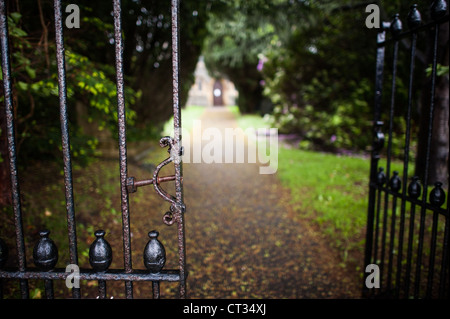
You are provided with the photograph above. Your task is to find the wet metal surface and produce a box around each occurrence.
[0,269,181,282]
[0,0,29,299]
[170,0,187,299]
[113,0,133,299]
[0,0,187,299]
[363,3,449,299]
[53,0,80,299]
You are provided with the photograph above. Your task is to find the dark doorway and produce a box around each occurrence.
[213,80,224,106]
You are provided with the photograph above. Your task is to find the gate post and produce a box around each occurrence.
[363,21,389,297]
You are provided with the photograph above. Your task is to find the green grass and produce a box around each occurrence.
[227,106,270,130]
[229,108,419,263]
[277,148,370,259]
[277,149,417,262]
[162,105,206,136]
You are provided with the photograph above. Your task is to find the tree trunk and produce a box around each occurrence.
[415,22,449,187]
[429,56,449,187]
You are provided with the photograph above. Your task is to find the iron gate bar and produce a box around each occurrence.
[381,14,449,44]
[441,202,450,297]
[413,6,440,298]
[0,0,29,299]
[53,0,80,299]
[373,187,448,217]
[384,16,401,293]
[363,20,387,296]
[422,11,443,299]
[112,0,133,299]
[0,269,181,282]
[395,10,417,298]
[127,175,177,193]
[170,0,187,299]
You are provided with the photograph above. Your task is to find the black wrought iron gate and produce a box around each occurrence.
[0,0,186,298]
[363,2,449,299]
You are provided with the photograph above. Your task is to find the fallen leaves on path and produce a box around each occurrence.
[2,108,362,299]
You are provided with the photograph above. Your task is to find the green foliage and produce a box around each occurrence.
[66,50,138,132]
[204,1,430,157]
[204,8,274,70]
[1,0,217,168]
[426,63,450,77]
[267,80,372,151]
[69,0,215,128]
[260,2,375,152]
[203,1,288,113]
[2,11,140,166]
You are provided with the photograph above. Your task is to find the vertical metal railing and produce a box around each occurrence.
[112,0,134,299]
[170,0,187,299]
[363,18,387,297]
[53,0,80,299]
[399,8,419,298]
[0,0,187,299]
[364,2,449,299]
[0,0,28,299]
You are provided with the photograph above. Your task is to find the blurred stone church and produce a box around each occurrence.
[186,56,238,107]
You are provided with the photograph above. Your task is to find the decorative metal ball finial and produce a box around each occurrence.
[143,230,166,273]
[408,176,422,199]
[389,171,402,193]
[89,230,113,272]
[431,0,447,20]
[377,167,386,186]
[429,182,446,207]
[390,14,403,36]
[33,230,58,271]
[407,4,422,29]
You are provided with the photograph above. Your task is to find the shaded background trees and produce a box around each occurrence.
[2,0,217,138]
[1,0,448,207]
[204,0,448,184]
[0,0,219,206]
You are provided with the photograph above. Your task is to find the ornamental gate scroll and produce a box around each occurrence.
[0,0,187,299]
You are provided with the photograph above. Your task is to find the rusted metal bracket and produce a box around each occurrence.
[126,175,177,194]
[126,135,186,227]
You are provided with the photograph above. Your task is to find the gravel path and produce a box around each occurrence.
[181,107,361,298]
[1,106,361,299]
